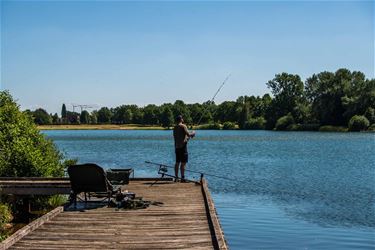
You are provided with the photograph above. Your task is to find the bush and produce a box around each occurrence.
[287,123,320,131]
[319,125,348,132]
[0,203,13,241]
[368,124,375,132]
[244,117,266,130]
[364,107,375,124]
[0,91,65,177]
[222,121,236,130]
[198,123,221,130]
[48,195,68,208]
[348,115,370,131]
[275,114,295,131]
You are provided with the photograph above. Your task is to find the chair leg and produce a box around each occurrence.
[73,193,77,208]
[108,192,111,207]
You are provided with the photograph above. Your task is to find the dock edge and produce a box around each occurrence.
[201,179,229,250]
[0,206,64,250]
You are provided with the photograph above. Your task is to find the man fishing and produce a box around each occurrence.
[173,115,195,182]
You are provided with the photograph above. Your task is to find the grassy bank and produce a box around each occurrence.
[37,124,166,130]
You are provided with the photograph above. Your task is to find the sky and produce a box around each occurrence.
[1,0,374,114]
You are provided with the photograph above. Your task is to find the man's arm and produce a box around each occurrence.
[183,124,195,138]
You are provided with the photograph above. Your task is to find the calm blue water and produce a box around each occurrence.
[43,130,375,250]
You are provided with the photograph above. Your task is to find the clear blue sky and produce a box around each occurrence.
[1,0,374,114]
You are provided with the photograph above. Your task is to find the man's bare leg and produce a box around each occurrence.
[175,162,179,181]
[180,162,186,181]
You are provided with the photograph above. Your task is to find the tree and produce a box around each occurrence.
[52,113,59,124]
[80,110,90,124]
[305,69,373,126]
[90,111,98,124]
[172,100,192,124]
[215,101,237,123]
[33,108,52,125]
[129,105,143,124]
[112,105,132,124]
[143,104,160,125]
[275,113,295,131]
[265,73,305,128]
[348,115,370,131]
[61,104,67,123]
[160,106,174,128]
[0,91,65,177]
[97,107,112,124]
[238,103,249,129]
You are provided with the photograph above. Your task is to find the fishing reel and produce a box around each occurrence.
[158,165,168,177]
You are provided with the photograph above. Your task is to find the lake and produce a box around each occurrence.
[43,130,375,250]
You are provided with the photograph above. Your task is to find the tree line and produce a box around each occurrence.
[29,68,375,131]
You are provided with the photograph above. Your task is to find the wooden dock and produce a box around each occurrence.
[1,178,227,250]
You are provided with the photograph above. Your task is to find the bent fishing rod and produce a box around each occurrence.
[195,74,231,126]
[145,161,235,181]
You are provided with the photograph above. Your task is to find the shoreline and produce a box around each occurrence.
[37,124,374,132]
[37,124,166,130]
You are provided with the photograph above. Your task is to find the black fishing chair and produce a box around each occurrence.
[67,163,120,207]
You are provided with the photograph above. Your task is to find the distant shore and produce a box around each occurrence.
[37,124,166,130]
[37,124,374,132]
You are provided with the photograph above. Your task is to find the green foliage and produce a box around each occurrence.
[238,103,249,129]
[198,123,221,130]
[245,117,266,130]
[160,106,174,128]
[90,111,98,124]
[80,110,90,124]
[0,203,12,227]
[287,123,320,131]
[319,126,348,132]
[62,158,78,169]
[143,104,160,125]
[27,68,375,131]
[52,113,59,124]
[306,69,373,126]
[368,124,375,132]
[0,203,13,241]
[172,100,192,124]
[215,101,238,123]
[79,110,90,124]
[348,115,370,132]
[33,108,52,125]
[47,195,68,208]
[364,107,375,124]
[97,107,112,124]
[0,91,64,177]
[275,114,295,131]
[222,121,236,130]
[266,73,306,125]
[61,104,67,119]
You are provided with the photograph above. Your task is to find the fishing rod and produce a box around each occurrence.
[145,161,235,181]
[195,74,231,126]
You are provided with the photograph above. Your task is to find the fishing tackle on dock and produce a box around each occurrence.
[145,161,235,181]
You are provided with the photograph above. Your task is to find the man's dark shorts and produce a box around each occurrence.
[175,145,188,163]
